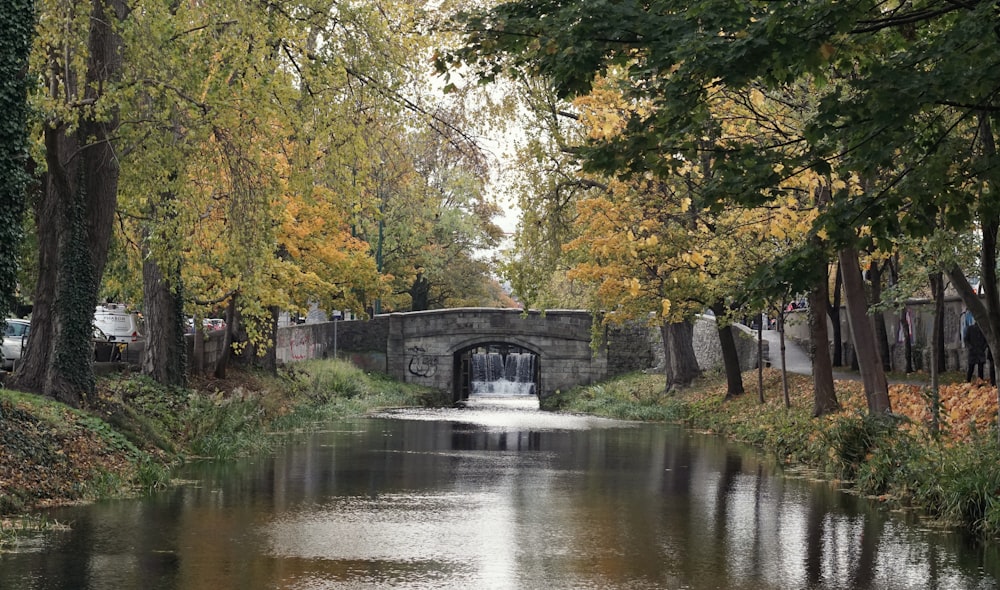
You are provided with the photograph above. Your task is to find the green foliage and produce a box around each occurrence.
[541,372,688,421]
[104,375,190,447]
[822,411,901,480]
[934,441,1000,536]
[0,0,33,322]
[74,413,143,459]
[185,394,273,460]
[275,358,449,428]
[133,456,170,493]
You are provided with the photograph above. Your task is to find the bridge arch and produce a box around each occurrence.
[451,340,542,400]
[446,335,543,356]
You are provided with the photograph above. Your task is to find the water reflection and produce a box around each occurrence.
[1,398,997,589]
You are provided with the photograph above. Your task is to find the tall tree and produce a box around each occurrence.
[442,0,1000,417]
[13,0,128,406]
[0,0,34,322]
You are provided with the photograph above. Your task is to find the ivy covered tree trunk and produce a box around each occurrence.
[0,0,33,321]
[141,253,186,387]
[661,319,700,392]
[839,247,891,414]
[13,0,127,406]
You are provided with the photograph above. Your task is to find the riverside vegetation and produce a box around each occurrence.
[2,361,999,547]
[0,359,447,548]
[544,368,1000,540]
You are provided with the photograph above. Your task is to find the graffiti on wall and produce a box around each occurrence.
[288,329,315,361]
[407,346,437,377]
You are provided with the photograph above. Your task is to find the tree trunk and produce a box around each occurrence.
[259,305,279,374]
[711,301,744,399]
[900,307,914,374]
[868,260,892,372]
[10,0,127,406]
[886,255,914,373]
[660,320,700,391]
[214,293,237,379]
[756,320,764,404]
[778,312,790,408]
[141,253,186,387]
[827,262,844,366]
[809,267,839,416]
[839,247,891,414]
[410,274,431,311]
[928,272,945,435]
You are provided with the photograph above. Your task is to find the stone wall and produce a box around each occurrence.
[184,331,228,375]
[606,321,656,377]
[691,315,762,372]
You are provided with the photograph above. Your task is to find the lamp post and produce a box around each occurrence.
[373,162,385,316]
[374,212,383,315]
[333,310,341,359]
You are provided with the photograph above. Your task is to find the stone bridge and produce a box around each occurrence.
[275,308,656,401]
[274,308,761,401]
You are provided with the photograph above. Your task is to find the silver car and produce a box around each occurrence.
[2,319,29,370]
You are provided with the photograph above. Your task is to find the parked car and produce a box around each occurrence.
[2,318,29,370]
[94,304,144,343]
[94,304,144,363]
[92,326,122,362]
[185,317,226,333]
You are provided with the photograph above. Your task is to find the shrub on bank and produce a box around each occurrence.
[545,367,1000,539]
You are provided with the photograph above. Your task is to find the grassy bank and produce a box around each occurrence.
[545,367,1000,539]
[0,359,446,524]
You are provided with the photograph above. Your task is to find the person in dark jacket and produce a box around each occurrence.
[964,321,991,383]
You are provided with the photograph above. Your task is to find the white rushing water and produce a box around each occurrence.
[470,352,536,396]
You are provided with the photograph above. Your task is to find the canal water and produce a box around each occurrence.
[2,396,998,589]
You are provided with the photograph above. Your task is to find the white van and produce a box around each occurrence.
[94,304,144,343]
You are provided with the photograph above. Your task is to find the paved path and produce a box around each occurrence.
[759,329,939,385]
[760,329,813,375]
